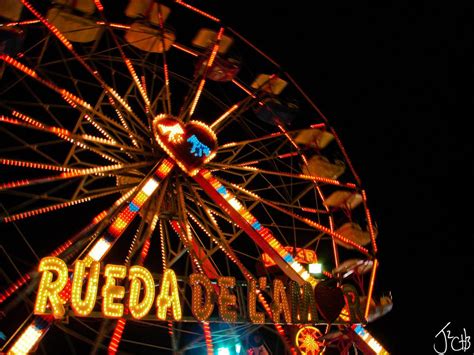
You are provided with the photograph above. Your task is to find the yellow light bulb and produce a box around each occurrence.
[34,257,68,319]
[102,264,127,318]
[71,260,100,317]
[271,279,292,323]
[247,279,264,324]
[190,273,215,321]
[128,266,155,320]
[156,269,182,321]
[217,277,237,323]
[288,281,318,323]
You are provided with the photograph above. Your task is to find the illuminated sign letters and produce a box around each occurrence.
[34,257,361,324]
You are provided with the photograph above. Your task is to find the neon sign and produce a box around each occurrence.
[261,247,317,268]
[34,257,363,325]
[158,122,184,143]
[187,134,211,157]
[152,114,217,176]
[353,324,390,354]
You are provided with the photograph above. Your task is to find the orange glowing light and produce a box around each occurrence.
[295,326,323,355]
[175,0,220,22]
[262,247,317,268]
[158,122,184,143]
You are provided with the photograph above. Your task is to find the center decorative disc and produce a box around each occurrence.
[153,114,218,176]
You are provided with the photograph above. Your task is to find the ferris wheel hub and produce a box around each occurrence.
[152,114,218,176]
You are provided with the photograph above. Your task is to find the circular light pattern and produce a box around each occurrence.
[295,326,323,355]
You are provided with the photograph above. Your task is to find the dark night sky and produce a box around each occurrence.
[212,1,472,352]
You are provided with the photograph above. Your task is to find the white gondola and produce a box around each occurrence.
[294,128,334,149]
[324,190,363,210]
[334,222,372,249]
[360,295,393,322]
[192,28,233,54]
[302,155,345,180]
[125,0,170,26]
[251,74,287,95]
[55,0,96,15]
[125,22,175,53]
[368,296,393,322]
[47,8,102,43]
[332,258,374,277]
[0,0,23,21]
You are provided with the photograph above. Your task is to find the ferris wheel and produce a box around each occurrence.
[0,0,392,354]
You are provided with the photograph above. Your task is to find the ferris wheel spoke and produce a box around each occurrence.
[211,162,356,189]
[209,98,247,131]
[168,218,215,354]
[184,192,265,285]
[2,93,130,153]
[172,42,199,57]
[4,160,174,354]
[173,179,219,277]
[155,1,173,115]
[0,114,127,164]
[172,184,225,354]
[193,169,316,287]
[108,207,159,355]
[1,189,119,224]
[0,162,142,191]
[185,185,242,272]
[218,152,301,169]
[230,78,257,98]
[0,204,112,306]
[228,181,370,256]
[175,0,220,22]
[1,55,151,150]
[218,125,325,151]
[190,177,318,260]
[0,111,143,163]
[18,0,153,134]
[93,8,153,117]
[212,75,287,135]
[182,27,224,120]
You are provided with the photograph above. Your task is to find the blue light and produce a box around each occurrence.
[235,343,242,354]
[217,185,227,195]
[251,221,261,230]
[187,135,211,157]
[129,202,140,212]
[354,324,366,336]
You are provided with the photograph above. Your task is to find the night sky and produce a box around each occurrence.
[1,1,471,353]
[212,1,471,353]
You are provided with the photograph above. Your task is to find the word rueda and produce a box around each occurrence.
[34,257,362,323]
